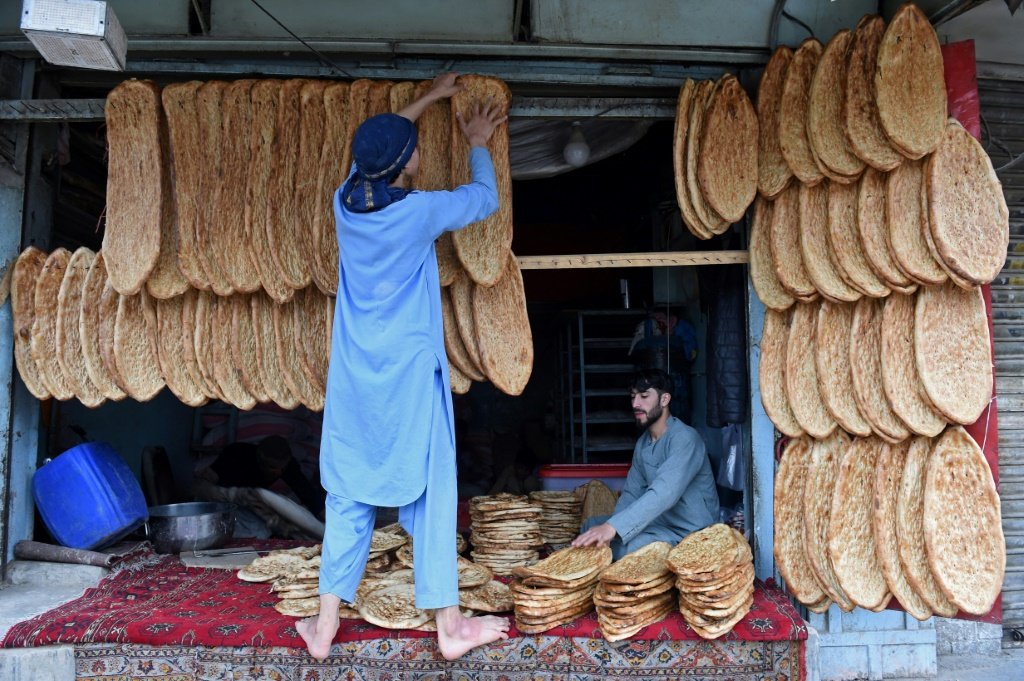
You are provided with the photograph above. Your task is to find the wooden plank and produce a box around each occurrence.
[517,250,748,270]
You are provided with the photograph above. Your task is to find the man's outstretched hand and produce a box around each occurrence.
[571,522,617,548]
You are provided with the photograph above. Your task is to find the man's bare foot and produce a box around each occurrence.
[297,594,342,661]
[435,605,510,660]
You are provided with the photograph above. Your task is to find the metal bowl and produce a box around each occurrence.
[146,502,236,554]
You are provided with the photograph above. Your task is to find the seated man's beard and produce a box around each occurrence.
[634,403,663,431]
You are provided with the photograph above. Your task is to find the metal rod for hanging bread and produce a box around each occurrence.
[516,250,748,270]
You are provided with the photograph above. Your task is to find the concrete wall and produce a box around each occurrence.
[810,608,937,680]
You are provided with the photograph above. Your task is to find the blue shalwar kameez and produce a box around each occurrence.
[318,147,498,609]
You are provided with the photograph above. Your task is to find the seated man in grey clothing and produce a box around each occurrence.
[572,369,719,560]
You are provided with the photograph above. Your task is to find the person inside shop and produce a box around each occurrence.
[204,435,326,519]
[298,73,510,661]
[571,368,719,560]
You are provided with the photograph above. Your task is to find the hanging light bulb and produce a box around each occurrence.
[563,121,591,167]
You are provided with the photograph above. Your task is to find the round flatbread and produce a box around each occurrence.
[472,252,533,396]
[879,293,945,436]
[460,580,513,612]
[845,14,903,171]
[807,29,865,180]
[825,181,889,298]
[674,79,714,239]
[857,167,916,292]
[914,282,992,425]
[155,294,207,407]
[828,436,891,610]
[30,249,75,400]
[769,184,817,300]
[804,432,855,611]
[924,427,1004,615]
[697,74,758,223]
[749,197,793,311]
[886,159,947,285]
[759,309,803,437]
[12,247,51,399]
[685,80,728,233]
[779,38,825,185]
[359,582,433,629]
[926,120,1010,286]
[875,3,946,159]
[114,288,165,402]
[757,46,795,198]
[816,301,871,436]
[850,297,910,442]
[773,437,827,607]
[799,182,860,303]
[79,252,127,401]
[785,302,836,439]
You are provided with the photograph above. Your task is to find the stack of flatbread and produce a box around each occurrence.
[528,491,583,545]
[233,545,326,617]
[510,545,612,634]
[468,494,544,575]
[668,524,754,639]
[594,541,675,642]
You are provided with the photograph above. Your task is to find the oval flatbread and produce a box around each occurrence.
[807,29,865,180]
[294,80,331,295]
[358,582,433,629]
[697,74,758,223]
[674,79,713,240]
[179,289,219,400]
[924,427,1004,615]
[850,298,910,442]
[804,432,855,611]
[757,47,795,198]
[926,120,1010,286]
[251,291,301,409]
[785,302,836,439]
[192,290,222,401]
[897,436,957,617]
[442,285,484,381]
[799,182,860,303]
[844,15,903,171]
[194,80,235,297]
[920,176,975,290]
[779,38,825,186]
[773,437,827,607]
[816,301,871,436]
[886,159,946,285]
[459,580,513,613]
[749,196,793,311]
[311,81,349,296]
[914,282,992,425]
[451,75,513,287]
[769,184,817,300]
[114,289,165,402]
[826,180,889,298]
[759,309,803,437]
[98,278,129,395]
[273,296,324,411]
[155,295,207,407]
[449,361,471,394]
[875,3,946,159]
[879,293,945,437]
[294,286,330,395]
[31,248,75,400]
[857,167,916,293]
[828,436,891,610]
[79,252,127,401]
[686,80,728,233]
[472,254,533,396]
[211,294,257,410]
[56,248,104,407]
[11,247,51,399]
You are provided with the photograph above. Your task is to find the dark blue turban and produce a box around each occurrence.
[341,113,418,213]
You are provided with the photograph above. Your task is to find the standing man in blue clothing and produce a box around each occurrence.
[572,369,719,559]
[298,74,510,661]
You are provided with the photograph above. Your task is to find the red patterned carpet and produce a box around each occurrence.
[4,552,807,680]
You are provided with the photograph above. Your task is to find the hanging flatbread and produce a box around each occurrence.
[179,289,219,400]
[210,294,257,410]
[697,74,758,223]
[774,437,827,607]
[879,293,944,437]
[294,285,331,395]
[825,181,889,298]
[191,290,222,401]
[451,75,513,287]
[98,279,129,396]
[674,79,713,240]
[926,120,1010,286]
[914,281,992,425]
[268,79,313,291]
[114,289,165,402]
[449,271,485,375]
[12,247,51,399]
[194,80,234,296]
[850,298,910,442]
[873,440,932,620]
[897,437,958,617]
[757,47,795,198]
[311,82,349,296]
[815,301,871,436]
[875,3,946,159]
[886,159,946,286]
[227,293,267,404]
[145,93,189,301]
[759,308,803,437]
[828,436,891,610]
[472,253,533,396]
[804,432,855,611]
[798,183,860,303]
[924,427,1004,615]
[78,252,126,401]
[213,79,262,293]
[449,361,471,394]
[155,294,207,407]
[920,176,975,290]
[294,81,330,295]
[750,196,794,310]
[807,30,865,181]
[103,80,163,295]
[273,296,325,411]
[845,15,903,171]
[857,168,916,293]
[779,39,825,185]
[685,80,728,233]
[389,81,416,113]
[30,249,74,400]
[161,81,210,291]
[442,285,484,381]
[769,184,817,300]
[785,302,836,439]
[55,248,104,407]
[247,80,295,304]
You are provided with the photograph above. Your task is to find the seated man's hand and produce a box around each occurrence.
[571,522,617,548]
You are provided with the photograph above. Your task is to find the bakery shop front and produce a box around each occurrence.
[0,1,1015,679]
